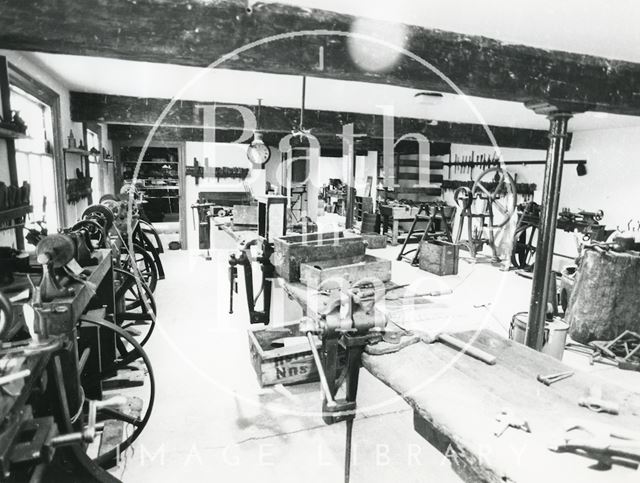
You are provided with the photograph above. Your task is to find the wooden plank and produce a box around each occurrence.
[2,2,640,114]
[91,95,552,149]
[362,329,640,483]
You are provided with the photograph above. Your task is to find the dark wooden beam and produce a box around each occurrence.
[2,1,640,114]
[83,93,552,149]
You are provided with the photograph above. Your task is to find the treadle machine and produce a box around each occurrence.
[511,202,606,269]
[0,198,160,479]
[396,202,453,265]
[453,167,517,260]
[228,195,286,324]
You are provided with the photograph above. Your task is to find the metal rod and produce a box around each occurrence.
[306,331,335,406]
[526,112,572,350]
[445,159,586,167]
[300,76,306,130]
[345,418,353,483]
[343,123,356,229]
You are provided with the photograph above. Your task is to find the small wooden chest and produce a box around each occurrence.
[361,233,387,249]
[248,322,347,387]
[418,240,459,276]
[248,321,320,387]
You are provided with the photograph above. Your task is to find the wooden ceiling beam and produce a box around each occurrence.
[2,1,640,114]
[81,93,552,149]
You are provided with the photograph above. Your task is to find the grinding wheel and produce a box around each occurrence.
[36,234,75,267]
[82,204,114,231]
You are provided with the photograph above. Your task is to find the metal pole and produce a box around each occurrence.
[525,111,572,350]
[343,123,356,229]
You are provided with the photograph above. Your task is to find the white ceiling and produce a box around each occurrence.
[26,51,640,133]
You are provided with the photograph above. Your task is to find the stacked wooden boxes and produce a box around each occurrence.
[418,240,459,276]
[273,231,366,282]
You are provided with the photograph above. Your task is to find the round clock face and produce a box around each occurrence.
[247,142,271,167]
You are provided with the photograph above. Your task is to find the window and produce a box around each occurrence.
[86,128,101,201]
[11,85,59,231]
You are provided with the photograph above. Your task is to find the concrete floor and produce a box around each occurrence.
[113,229,638,482]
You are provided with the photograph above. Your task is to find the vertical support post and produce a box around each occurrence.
[343,123,356,229]
[525,110,572,350]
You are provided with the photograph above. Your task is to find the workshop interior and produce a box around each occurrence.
[0,1,639,482]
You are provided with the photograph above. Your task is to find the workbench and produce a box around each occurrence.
[284,281,640,483]
[364,329,640,483]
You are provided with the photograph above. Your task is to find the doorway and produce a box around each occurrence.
[116,143,186,248]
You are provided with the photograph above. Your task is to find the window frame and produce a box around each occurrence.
[8,64,66,227]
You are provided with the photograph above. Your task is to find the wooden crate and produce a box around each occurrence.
[362,233,387,249]
[273,231,366,282]
[248,322,321,387]
[418,240,459,276]
[300,254,391,289]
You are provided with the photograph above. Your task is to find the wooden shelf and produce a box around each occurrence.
[64,148,91,156]
[0,205,32,220]
[123,160,178,165]
[0,205,32,231]
[0,126,27,139]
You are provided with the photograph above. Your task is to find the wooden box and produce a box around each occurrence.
[300,254,391,289]
[362,233,387,249]
[379,204,412,219]
[273,231,366,282]
[418,240,459,276]
[248,322,321,387]
[232,204,257,227]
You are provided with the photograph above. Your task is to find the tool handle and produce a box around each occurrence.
[0,369,30,386]
[437,334,497,365]
[306,331,335,407]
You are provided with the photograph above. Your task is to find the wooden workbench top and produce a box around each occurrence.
[362,329,640,483]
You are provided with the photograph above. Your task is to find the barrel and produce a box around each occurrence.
[509,312,569,360]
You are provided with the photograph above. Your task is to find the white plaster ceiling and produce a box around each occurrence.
[25,51,640,133]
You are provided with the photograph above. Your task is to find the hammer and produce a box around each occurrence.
[392,317,497,365]
[433,333,497,365]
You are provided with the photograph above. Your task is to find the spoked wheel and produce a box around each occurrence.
[0,290,13,340]
[134,228,165,280]
[138,220,164,254]
[471,167,517,228]
[72,220,108,250]
[511,224,538,269]
[120,243,158,293]
[79,317,155,469]
[114,268,156,348]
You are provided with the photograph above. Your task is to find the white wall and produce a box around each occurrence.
[184,141,275,250]
[444,126,640,266]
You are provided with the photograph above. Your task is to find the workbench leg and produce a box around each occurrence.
[392,220,399,246]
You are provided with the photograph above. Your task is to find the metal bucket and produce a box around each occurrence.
[509,312,569,360]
